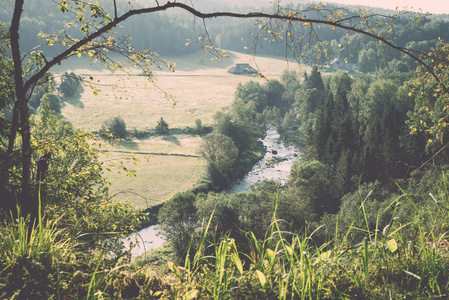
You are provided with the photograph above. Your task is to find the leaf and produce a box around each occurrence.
[167,260,176,272]
[184,289,199,299]
[255,270,266,286]
[231,252,243,275]
[386,239,398,254]
[266,248,275,262]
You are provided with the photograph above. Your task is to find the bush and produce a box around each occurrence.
[59,72,82,97]
[100,116,127,139]
[155,117,171,135]
[40,94,61,114]
[193,118,205,134]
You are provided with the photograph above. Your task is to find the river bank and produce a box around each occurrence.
[125,126,300,257]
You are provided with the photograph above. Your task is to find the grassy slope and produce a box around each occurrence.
[57,50,309,208]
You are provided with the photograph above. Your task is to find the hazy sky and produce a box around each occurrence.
[327,0,449,14]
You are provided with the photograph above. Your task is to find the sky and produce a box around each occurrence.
[327,0,449,14]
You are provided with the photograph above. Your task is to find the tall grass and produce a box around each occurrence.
[2,180,448,298]
[0,199,130,299]
[164,184,449,299]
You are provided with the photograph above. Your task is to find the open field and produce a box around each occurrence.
[58,50,309,131]
[104,135,205,209]
[57,50,309,208]
[106,153,205,209]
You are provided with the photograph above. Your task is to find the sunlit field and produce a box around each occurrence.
[103,136,205,209]
[57,50,309,208]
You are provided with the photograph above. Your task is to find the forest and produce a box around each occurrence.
[1,0,449,298]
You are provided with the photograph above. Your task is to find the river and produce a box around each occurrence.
[225,126,299,193]
[125,126,300,257]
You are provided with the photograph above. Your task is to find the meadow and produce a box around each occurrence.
[57,50,308,208]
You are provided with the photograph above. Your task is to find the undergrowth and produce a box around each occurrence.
[162,180,449,299]
[1,178,449,299]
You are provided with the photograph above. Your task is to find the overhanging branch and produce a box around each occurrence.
[25,2,448,95]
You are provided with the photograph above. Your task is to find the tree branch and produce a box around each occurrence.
[25,2,448,95]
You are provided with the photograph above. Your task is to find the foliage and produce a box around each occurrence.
[193,118,205,134]
[195,192,242,241]
[158,191,198,260]
[40,93,61,114]
[358,48,377,73]
[155,117,171,136]
[407,45,449,148]
[0,204,134,299]
[58,72,82,98]
[199,133,239,187]
[29,109,142,252]
[161,177,449,299]
[288,159,338,216]
[100,116,128,139]
[30,108,109,204]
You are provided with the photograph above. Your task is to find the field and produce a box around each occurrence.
[57,50,309,209]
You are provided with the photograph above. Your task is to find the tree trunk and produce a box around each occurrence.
[9,0,36,218]
[0,100,20,212]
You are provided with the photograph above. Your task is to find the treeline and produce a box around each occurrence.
[4,0,448,64]
[0,0,203,56]
[0,72,83,119]
[207,4,449,68]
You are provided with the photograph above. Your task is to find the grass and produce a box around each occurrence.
[157,183,449,299]
[100,134,206,208]
[59,50,309,131]
[106,152,206,209]
[2,177,449,298]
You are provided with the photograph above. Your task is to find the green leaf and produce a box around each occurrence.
[230,252,243,275]
[255,270,266,286]
[266,248,275,262]
[386,239,398,254]
[184,289,199,299]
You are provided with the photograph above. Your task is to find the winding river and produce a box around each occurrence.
[125,126,300,257]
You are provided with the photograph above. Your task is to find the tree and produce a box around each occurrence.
[1,0,448,217]
[199,133,239,187]
[155,117,171,136]
[234,81,267,113]
[193,118,204,134]
[58,72,81,98]
[101,116,128,139]
[358,48,377,73]
[40,94,61,114]
[158,191,198,260]
[288,159,338,216]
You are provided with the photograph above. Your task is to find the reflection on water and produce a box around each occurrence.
[127,126,300,257]
[123,225,165,257]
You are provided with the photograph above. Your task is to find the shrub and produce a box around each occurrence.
[59,72,82,97]
[40,94,61,114]
[100,116,127,139]
[155,117,171,135]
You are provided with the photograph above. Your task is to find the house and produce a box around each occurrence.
[227,63,257,75]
